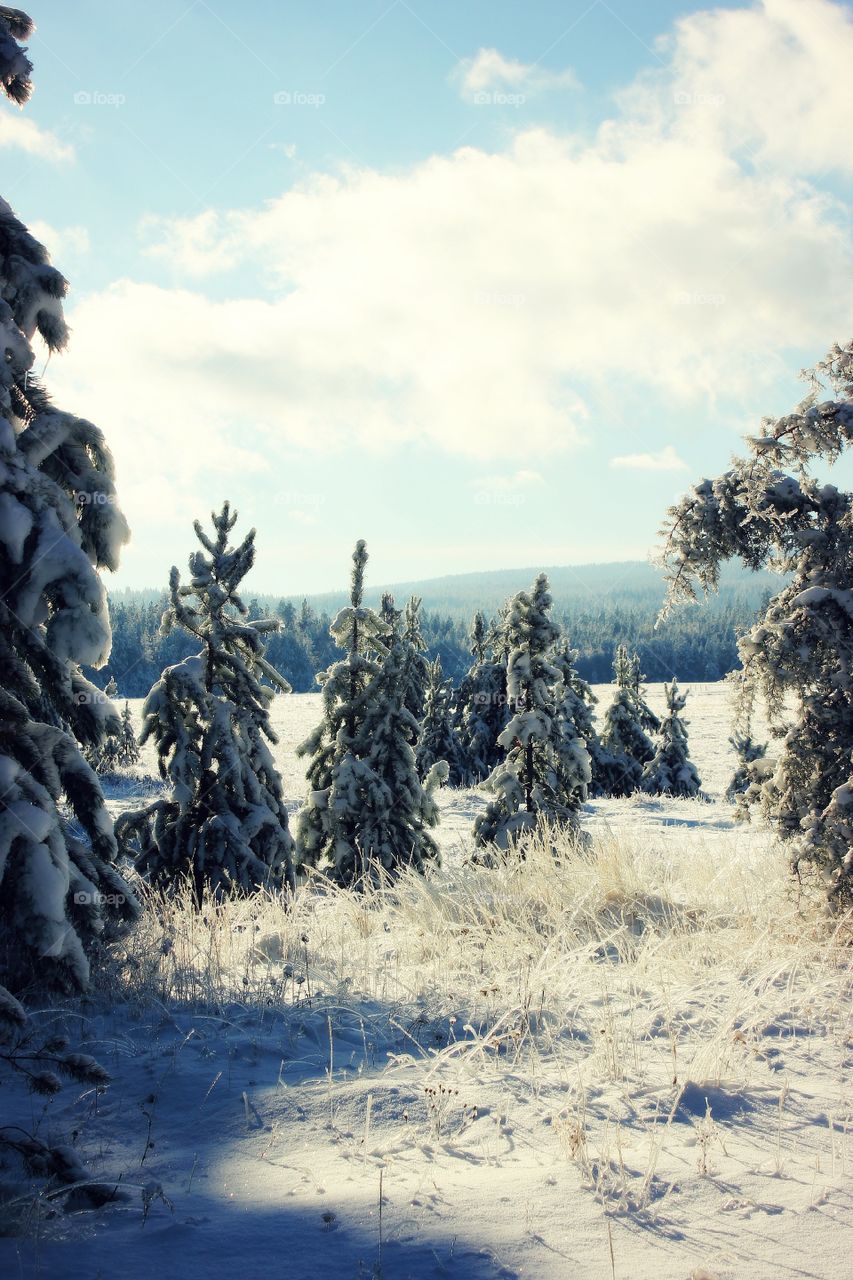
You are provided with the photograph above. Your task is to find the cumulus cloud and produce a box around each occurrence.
[47,0,853,529]
[610,446,688,472]
[454,48,579,98]
[29,221,90,261]
[0,111,74,161]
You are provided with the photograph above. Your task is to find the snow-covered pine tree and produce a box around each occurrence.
[641,679,702,797]
[725,733,768,803]
[355,632,447,881]
[659,339,853,903]
[550,641,616,795]
[402,595,430,722]
[597,645,656,796]
[0,10,138,1215]
[630,652,661,737]
[104,675,118,697]
[295,541,390,883]
[116,701,140,768]
[416,655,462,782]
[454,611,508,783]
[0,8,137,995]
[115,504,294,900]
[474,575,590,852]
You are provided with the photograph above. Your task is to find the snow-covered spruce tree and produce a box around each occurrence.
[641,679,702,798]
[116,701,140,768]
[416,655,462,782]
[659,339,853,903]
[474,575,590,853]
[630,652,661,737]
[355,631,446,881]
[402,595,430,722]
[0,8,137,996]
[454,611,508,784]
[725,733,768,804]
[295,541,390,882]
[115,504,295,900]
[0,8,135,1216]
[597,645,656,796]
[104,675,118,698]
[550,641,616,797]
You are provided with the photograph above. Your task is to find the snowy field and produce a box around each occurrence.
[3,683,851,1280]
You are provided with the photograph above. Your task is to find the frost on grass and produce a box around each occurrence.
[105,811,850,1242]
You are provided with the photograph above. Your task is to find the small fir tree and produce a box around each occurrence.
[116,504,294,900]
[725,733,768,803]
[454,611,508,783]
[641,679,702,797]
[295,541,390,882]
[474,575,590,852]
[416,656,463,782]
[598,645,656,796]
[296,542,444,885]
[355,633,446,882]
[104,675,118,697]
[116,701,140,768]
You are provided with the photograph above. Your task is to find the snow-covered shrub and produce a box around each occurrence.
[642,679,702,797]
[116,504,294,900]
[659,339,853,903]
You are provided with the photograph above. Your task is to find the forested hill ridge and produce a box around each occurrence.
[97,560,781,696]
[276,559,782,618]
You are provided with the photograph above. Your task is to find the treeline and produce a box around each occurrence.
[90,592,759,695]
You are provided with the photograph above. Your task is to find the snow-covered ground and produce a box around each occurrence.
[3,684,851,1280]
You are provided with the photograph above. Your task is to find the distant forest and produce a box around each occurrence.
[92,562,779,695]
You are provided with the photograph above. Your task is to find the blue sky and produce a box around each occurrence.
[3,0,853,592]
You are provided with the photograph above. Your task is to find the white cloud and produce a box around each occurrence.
[47,0,853,520]
[29,221,90,260]
[0,111,74,162]
[454,48,579,98]
[610,446,688,472]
